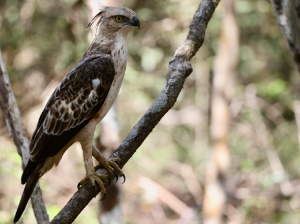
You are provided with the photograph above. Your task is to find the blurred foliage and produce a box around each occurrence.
[0,0,300,223]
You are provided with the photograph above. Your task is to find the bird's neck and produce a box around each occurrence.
[84,28,131,57]
[111,30,130,76]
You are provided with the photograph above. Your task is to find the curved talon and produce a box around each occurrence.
[77,182,81,190]
[92,156,124,185]
[121,174,126,184]
[113,170,118,183]
[100,193,106,201]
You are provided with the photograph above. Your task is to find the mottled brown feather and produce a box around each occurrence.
[28,55,115,163]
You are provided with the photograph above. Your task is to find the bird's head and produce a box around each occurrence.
[87,7,140,35]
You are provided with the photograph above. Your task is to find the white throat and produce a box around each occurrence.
[111,28,131,77]
[92,27,131,123]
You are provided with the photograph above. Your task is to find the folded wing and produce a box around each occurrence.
[29,55,115,162]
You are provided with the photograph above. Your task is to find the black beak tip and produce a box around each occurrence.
[132,16,140,29]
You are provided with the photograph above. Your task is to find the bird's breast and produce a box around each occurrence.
[92,35,128,123]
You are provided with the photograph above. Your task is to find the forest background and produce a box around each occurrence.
[0,0,299,223]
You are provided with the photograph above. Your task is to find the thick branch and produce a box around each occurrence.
[0,49,49,224]
[270,0,300,73]
[51,0,220,223]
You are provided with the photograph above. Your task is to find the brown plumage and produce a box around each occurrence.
[14,7,140,223]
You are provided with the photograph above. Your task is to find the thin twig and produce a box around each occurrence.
[0,49,49,224]
[245,84,294,196]
[51,0,220,223]
[138,176,193,217]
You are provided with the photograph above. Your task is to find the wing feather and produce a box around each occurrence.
[29,55,115,162]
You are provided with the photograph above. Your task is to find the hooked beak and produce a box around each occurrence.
[132,16,140,29]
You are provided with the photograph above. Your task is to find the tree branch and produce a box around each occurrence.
[51,0,220,223]
[270,0,300,73]
[0,49,49,223]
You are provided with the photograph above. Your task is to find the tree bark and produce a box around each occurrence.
[51,0,220,223]
[270,0,300,73]
[203,0,239,223]
[0,49,49,224]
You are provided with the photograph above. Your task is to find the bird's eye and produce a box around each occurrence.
[115,16,123,22]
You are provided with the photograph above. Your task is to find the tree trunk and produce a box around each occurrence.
[203,0,239,223]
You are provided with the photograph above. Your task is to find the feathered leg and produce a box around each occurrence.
[78,140,109,200]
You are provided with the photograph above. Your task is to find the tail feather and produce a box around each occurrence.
[21,160,40,184]
[14,162,43,223]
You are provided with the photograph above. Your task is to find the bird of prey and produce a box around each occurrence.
[14,7,140,223]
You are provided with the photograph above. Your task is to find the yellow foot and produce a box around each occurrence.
[94,158,126,184]
[77,173,110,200]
